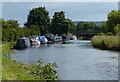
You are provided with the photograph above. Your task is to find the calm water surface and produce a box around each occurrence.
[11,40,118,80]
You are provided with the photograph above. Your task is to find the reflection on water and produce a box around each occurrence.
[11,40,118,80]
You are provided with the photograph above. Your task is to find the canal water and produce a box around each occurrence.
[10,40,118,80]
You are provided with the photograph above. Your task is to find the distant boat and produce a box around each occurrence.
[39,36,48,44]
[45,34,55,43]
[16,37,30,50]
[54,36,62,42]
[70,35,77,40]
[30,35,40,45]
[62,36,70,44]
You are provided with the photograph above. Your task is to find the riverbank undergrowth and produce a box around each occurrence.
[91,35,120,51]
[2,42,58,80]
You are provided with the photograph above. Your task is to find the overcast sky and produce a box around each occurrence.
[1,2,118,27]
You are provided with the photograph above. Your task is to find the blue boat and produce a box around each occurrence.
[39,36,48,44]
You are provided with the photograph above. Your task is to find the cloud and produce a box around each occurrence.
[2,2,118,27]
[2,0,119,2]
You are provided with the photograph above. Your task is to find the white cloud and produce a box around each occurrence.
[1,0,119,2]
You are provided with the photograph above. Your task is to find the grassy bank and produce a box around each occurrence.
[2,42,58,80]
[91,35,120,51]
[2,42,41,80]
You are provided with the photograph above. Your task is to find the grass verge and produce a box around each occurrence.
[2,42,58,80]
[2,42,41,80]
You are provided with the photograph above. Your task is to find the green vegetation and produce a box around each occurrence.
[2,42,58,80]
[25,7,50,35]
[91,10,120,51]
[49,11,73,35]
[2,19,24,42]
[2,42,39,80]
[76,22,100,32]
[107,10,120,33]
[91,36,120,50]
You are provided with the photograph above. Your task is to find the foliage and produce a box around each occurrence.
[114,24,120,35]
[2,20,19,28]
[100,21,108,33]
[49,11,70,35]
[2,42,58,80]
[2,42,41,80]
[32,60,58,80]
[97,32,113,36]
[66,19,77,34]
[107,10,120,33]
[2,19,24,42]
[76,22,100,32]
[91,35,120,50]
[25,7,50,35]
[67,33,73,36]
[97,33,106,35]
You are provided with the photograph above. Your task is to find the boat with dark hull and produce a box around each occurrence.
[62,36,70,44]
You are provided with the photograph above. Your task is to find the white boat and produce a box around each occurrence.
[70,35,77,40]
[30,35,40,45]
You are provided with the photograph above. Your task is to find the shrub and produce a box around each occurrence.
[97,33,106,35]
[32,60,58,80]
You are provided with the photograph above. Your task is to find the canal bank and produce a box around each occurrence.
[10,40,118,80]
[2,42,40,80]
[2,42,58,80]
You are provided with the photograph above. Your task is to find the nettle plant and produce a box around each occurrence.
[32,59,58,80]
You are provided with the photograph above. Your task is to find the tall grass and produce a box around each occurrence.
[91,35,120,50]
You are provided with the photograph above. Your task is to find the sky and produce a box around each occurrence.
[1,2,118,27]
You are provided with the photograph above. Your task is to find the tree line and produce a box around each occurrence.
[1,7,120,42]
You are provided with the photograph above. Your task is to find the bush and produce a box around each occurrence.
[97,33,106,35]
[106,32,113,35]
[32,60,58,80]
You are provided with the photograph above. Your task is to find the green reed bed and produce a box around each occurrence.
[91,35,120,51]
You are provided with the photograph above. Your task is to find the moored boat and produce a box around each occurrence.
[39,36,48,44]
[30,35,40,45]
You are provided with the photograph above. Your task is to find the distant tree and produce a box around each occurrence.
[49,11,70,35]
[29,25,41,36]
[77,22,99,32]
[100,21,108,33]
[66,19,77,34]
[2,19,23,42]
[107,10,120,33]
[2,20,19,28]
[25,7,50,35]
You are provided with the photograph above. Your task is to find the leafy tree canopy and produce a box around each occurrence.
[25,7,50,35]
[49,11,70,35]
[107,10,120,33]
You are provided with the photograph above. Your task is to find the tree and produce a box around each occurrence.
[49,11,69,35]
[107,10,120,33]
[76,22,99,32]
[25,7,50,35]
[2,19,23,42]
[114,24,120,35]
[100,21,108,33]
[2,20,19,28]
[66,19,77,34]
